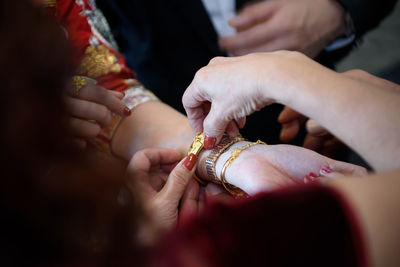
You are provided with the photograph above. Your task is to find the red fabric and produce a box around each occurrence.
[156,185,366,267]
[47,0,136,92]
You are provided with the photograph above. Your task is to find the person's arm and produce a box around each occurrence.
[275,65,400,171]
[51,0,194,160]
[328,170,400,267]
[112,101,193,160]
[183,51,400,171]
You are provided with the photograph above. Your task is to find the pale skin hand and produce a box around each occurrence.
[65,77,130,148]
[183,51,400,171]
[196,141,366,195]
[182,51,322,145]
[219,0,346,57]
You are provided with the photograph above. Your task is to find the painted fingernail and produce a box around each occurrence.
[183,153,198,171]
[309,172,318,178]
[123,107,131,116]
[204,136,216,149]
[321,166,332,174]
[304,175,312,184]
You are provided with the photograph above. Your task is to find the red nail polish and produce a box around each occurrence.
[123,107,131,116]
[183,153,198,171]
[309,172,318,178]
[321,166,332,174]
[304,175,312,184]
[204,136,216,149]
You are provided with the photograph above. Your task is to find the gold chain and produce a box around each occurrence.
[220,140,267,194]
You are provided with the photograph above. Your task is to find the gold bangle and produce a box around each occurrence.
[220,140,267,194]
[205,134,245,183]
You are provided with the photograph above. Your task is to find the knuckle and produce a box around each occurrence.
[209,56,223,65]
[194,67,208,83]
[97,106,110,121]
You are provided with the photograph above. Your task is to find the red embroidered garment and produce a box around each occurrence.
[45,0,158,152]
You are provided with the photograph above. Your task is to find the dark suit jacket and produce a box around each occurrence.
[98,0,396,143]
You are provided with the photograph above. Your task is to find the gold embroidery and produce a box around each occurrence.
[80,45,122,78]
[43,0,57,8]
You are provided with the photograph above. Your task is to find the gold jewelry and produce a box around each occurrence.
[220,140,267,194]
[205,134,245,183]
[72,76,86,96]
[187,132,206,185]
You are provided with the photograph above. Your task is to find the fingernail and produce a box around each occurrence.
[183,153,197,171]
[123,107,131,116]
[321,166,333,174]
[309,172,318,178]
[204,136,216,149]
[304,175,312,184]
[206,183,223,196]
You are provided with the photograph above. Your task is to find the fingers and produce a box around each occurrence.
[235,117,246,129]
[73,83,130,117]
[129,148,182,173]
[182,83,209,134]
[278,107,307,142]
[219,19,282,54]
[66,96,113,128]
[229,1,276,31]
[158,153,198,207]
[179,179,200,226]
[324,161,368,177]
[69,117,101,138]
[306,119,329,137]
[205,183,234,205]
[203,105,231,149]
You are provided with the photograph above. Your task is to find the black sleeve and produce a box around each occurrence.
[338,0,397,37]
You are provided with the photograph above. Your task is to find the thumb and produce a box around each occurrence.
[203,105,231,149]
[158,154,198,206]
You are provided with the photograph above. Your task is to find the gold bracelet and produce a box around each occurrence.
[220,140,267,194]
[187,132,207,185]
[205,134,245,183]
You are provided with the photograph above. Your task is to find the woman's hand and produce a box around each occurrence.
[65,77,131,148]
[126,148,198,234]
[199,142,367,196]
[182,51,323,149]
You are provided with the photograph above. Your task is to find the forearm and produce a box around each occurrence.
[328,170,400,267]
[111,101,194,160]
[270,58,400,171]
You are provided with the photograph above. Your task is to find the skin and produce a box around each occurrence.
[66,78,130,148]
[180,51,400,266]
[183,51,400,171]
[219,0,346,58]
[218,0,347,148]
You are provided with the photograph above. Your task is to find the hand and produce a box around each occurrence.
[219,0,346,57]
[278,106,343,156]
[65,77,131,148]
[208,142,367,195]
[126,148,198,235]
[182,51,321,148]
